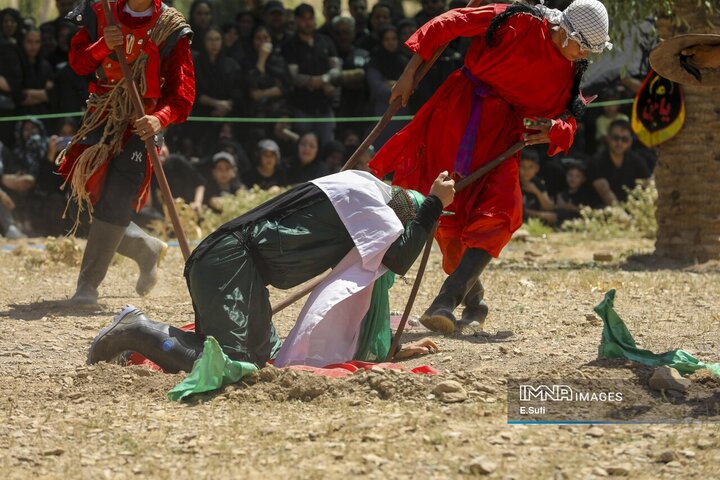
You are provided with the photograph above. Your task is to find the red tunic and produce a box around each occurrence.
[58,0,195,210]
[370,5,578,273]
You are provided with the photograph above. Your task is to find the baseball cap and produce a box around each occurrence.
[265,1,284,14]
[212,151,236,168]
[258,139,281,156]
[294,3,315,17]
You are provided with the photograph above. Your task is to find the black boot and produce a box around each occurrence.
[87,305,204,373]
[457,279,489,329]
[420,248,492,334]
[70,219,126,305]
[116,222,168,297]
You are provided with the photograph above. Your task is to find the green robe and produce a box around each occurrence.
[186,183,441,365]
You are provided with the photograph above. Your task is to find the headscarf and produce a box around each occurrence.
[538,0,612,54]
[368,26,407,80]
[387,186,425,226]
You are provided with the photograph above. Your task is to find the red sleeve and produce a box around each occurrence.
[153,36,195,128]
[547,116,577,156]
[68,27,113,76]
[405,6,501,61]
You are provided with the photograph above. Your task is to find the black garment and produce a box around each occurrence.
[336,46,370,129]
[17,55,54,116]
[558,183,602,210]
[0,40,22,146]
[49,63,89,114]
[242,52,292,114]
[186,181,444,282]
[203,176,243,210]
[192,51,243,116]
[93,135,148,226]
[243,167,288,190]
[286,156,330,185]
[588,150,652,203]
[241,52,292,145]
[367,44,406,82]
[191,51,243,156]
[152,154,205,204]
[281,32,338,113]
[408,45,463,114]
[521,175,548,212]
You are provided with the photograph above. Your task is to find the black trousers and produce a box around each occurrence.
[93,135,148,227]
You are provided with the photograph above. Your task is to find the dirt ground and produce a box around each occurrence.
[2,231,720,479]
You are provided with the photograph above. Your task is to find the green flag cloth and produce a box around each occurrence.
[354,270,395,362]
[167,336,258,401]
[596,289,720,376]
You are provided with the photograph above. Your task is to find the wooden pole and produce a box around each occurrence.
[100,0,191,260]
[385,141,524,361]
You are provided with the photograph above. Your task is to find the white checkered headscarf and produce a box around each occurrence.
[538,0,612,54]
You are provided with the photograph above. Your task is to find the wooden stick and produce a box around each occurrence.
[270,270,330,315]
[385,223,438,361]
[100,0,191,260]
[385,140,525,361]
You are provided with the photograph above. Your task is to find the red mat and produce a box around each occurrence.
[127,323,440,377]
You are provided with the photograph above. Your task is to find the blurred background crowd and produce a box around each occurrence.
[0,0,657,239]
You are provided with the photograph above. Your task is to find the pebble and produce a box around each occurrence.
[586,427,604,438]
[648,366,691,393]
[432,380,468,403]
[593,252,614,262]
[42,448,65,456]
[592,467,608,476]
[466,456,497,475]
[656,450,679,463]
[606,465,630,476]
[696,438,713,449]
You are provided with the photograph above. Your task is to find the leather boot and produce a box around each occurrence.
[70,219,126,305]
[420,248,492,334]
[458,279,489,329]
[87,305,204,373]
[116,222,168,297]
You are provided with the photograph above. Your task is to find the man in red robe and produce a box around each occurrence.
[57,0,195,305]
[370,0,612,333]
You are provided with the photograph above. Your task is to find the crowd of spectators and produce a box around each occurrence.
[0,0,657,238]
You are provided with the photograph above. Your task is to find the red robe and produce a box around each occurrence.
[370,5,578,273]
[58,0,195,210]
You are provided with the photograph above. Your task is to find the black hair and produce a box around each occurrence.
[520,148,540,164]
[1,8,24,43]
[189,0,213,18]
[294,3,315,17]
[486,3,589,119]
[608,119,632,134]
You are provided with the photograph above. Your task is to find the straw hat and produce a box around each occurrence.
[650,34,720,86]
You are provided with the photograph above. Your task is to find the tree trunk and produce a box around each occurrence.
[654,1,720,262]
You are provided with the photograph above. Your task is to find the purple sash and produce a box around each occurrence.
[454,66,492,175]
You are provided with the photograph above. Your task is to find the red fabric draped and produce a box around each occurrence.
[370,5,578,272]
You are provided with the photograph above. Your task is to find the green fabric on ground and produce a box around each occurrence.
[596,289,720,376]
[354,271,395,362]
[168,336,258,401]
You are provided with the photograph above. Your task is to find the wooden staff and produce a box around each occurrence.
[271,0,483,313]
[100,0,191,260]
[385,140,524,361]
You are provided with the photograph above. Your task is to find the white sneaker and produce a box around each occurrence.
[5,225,27,239]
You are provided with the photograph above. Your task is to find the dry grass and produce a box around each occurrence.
[2,231,720,478]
